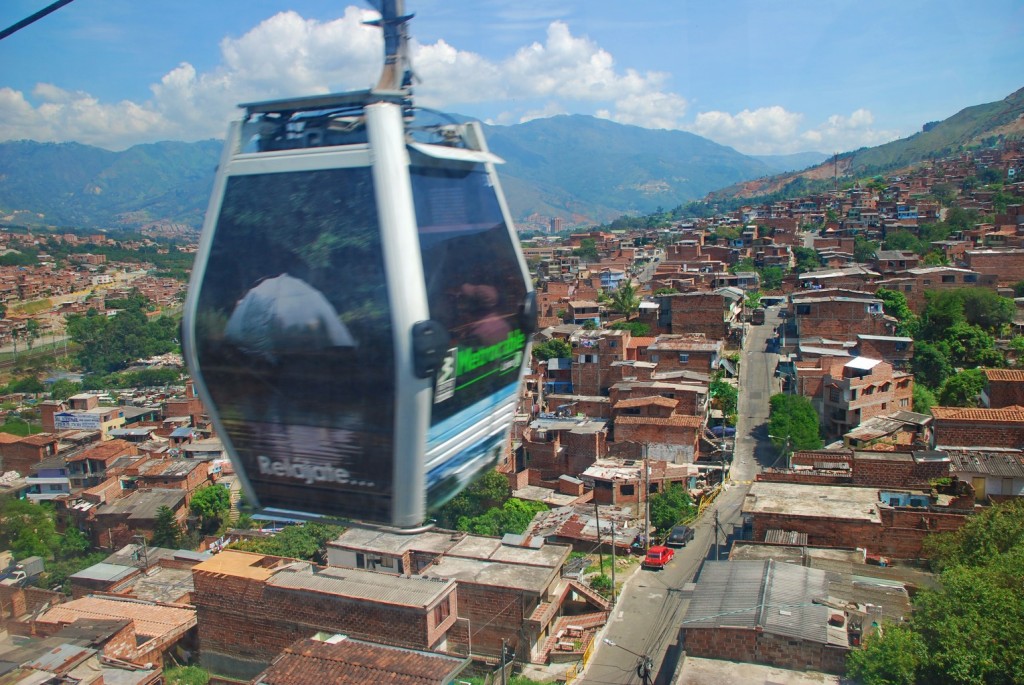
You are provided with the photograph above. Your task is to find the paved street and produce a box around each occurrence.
[580,308,783,684]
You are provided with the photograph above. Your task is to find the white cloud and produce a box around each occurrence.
[0,7,903,155]
[0,9,688,148]
[689,105,900,155]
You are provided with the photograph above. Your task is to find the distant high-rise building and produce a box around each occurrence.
[550,217,564,233]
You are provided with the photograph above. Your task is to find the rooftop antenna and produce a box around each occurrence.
[365,0,414,96]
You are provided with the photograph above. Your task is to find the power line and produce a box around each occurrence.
[0,0,76,42]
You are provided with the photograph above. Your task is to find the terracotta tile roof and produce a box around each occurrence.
[613,415,703,427]
[626,337,657,349]
[0,432,22,444]
[613,396,677,409]
[930,406,1024,422]
[39,595,195,639]
[65,439,135,463]
[255,637,466,685]
[984,369,1024,382]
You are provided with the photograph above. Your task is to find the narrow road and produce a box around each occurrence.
[580,309,782,684]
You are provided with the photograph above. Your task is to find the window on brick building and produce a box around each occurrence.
[678,353,689,363]
[650,354,660,363]
[829,387,841,402]
[796,304,810,315]
[620,484,635,496]
[941,275,955,283]
[378,556,394,569]
[434,597,451,624]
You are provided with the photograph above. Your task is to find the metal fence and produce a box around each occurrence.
[564,633,596,684]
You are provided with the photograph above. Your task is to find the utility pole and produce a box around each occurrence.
[500,638,507,685]
[714,509,720,561]
[603,639,653,685]
[610,519,616,605]
[643,443,650,554]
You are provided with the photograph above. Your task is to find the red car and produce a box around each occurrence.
[642,545,674,570]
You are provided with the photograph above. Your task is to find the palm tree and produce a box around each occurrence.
[610,281,641,320]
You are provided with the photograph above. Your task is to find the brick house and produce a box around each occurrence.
[964,248,1024,286]
[612,414,703,463]
[876,266,986,311]
[519,416,608,479]
[647,291,731,340]
[821,358,914,439]
[569,329,629,396]
[252,635,470,685]
[873,250,920,274]
[609,379,707,416]
[192,550,459,679]
[855,334,914,371]
[87,487,189,549]
[681,560,858,674]
[759,448,949,489]
[327,529,591,664]
[65,439,140,489]
[35,594,196,668]
[792,294,891,342]
[982,368,1024,408]
[932,405,1024,449]
[945,447,1024,501]
[580,458,699,505]
[636,334,723,374]
[742,482,970,559]
[0,432,60,477]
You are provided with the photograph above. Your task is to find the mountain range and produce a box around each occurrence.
[708,86,1024,202]
[1,86,1020,232]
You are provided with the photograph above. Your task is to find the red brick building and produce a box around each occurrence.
[931,405,1024,448]
[821,358,914,439]
[192,550,459,679]
[983,368,1024,409]
[742,482,970,559]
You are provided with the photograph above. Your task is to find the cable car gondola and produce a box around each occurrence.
[182,0,535,528]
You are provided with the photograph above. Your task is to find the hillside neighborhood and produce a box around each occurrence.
[1,138,1024,684]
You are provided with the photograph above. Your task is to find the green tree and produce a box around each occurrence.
[938,368,986,407]
[882,230,924,254]
[846,623,927,685]
[24,319,41,352]
[942,322,998,368]
[759,266,784,290]
[57,527,90,560]
[911,342,952,390]
[230,522,345,562]
[151,506,183,549]
[434,469,511,529]
[854,237,879,262]
[767,394,822,452]
[709,378,738,425]
[573,238,599,263]
[164,666,211,685]
[648,484,695,533]
[609,282,641,320]
[912,384,936,414]
[609,321,651,336]
[792,246,820,274]
[875,288,918,337]
[49,379,83,401]
[0,499,58,558]
[589,572,613,598]
[532,338,571,361]
[189,485,231,533]
[457,498,548,537]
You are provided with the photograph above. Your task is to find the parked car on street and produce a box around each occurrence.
[666,525,695,547]
[642,545,674,570]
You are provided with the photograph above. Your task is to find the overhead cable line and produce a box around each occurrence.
[1,0,76,42]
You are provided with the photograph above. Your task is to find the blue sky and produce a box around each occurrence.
[1,0,1021,154]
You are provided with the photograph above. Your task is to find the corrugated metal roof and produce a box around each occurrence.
[69,563,137,583]
[267,564,453,608]
[947,449,1024,478]
[683,560,767,630]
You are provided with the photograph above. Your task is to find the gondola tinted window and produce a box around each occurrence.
[412,162,528,421]
[192,166,395,522]
[412,161,528,510]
